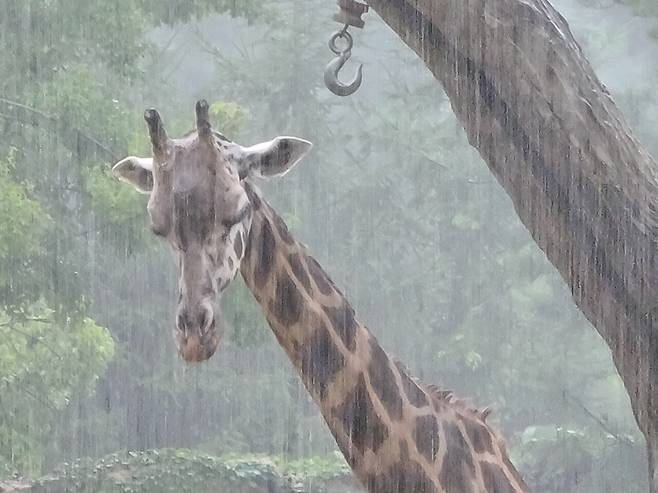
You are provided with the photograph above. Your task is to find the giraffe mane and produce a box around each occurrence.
[393,358,494,422]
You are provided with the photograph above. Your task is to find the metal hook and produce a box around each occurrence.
[324,30,363,97]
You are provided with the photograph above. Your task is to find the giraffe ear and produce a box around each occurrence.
[236,136,312,179]
[112,156,154,194]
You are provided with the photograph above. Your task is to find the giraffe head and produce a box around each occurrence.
[112,101,312,362]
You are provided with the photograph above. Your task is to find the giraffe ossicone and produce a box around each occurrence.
[112,101,532,492]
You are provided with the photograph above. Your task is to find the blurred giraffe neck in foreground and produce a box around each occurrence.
[239,182,531,493]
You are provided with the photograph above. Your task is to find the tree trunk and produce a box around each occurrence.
[357,0,658,488]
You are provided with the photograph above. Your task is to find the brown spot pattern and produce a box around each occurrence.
[234,230,244,259]
[395,362,429,408]
[323,301,357,352]
[173,191,214,249]
[414,415,440,463]
[272,211,295,245]
[254,220,276,289]
[480,461,517,493]
[243,182,262,210]
[438,423,476,493]
[367,336,403,421]
[287,254,311,293]
[270,272,302,326]
[306,255,335,295]
[462,418,494,454]
[366,460,437,493]
[299,321,344,400]
[332,375,388,456]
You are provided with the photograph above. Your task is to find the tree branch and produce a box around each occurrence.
[564,390,633,444]
[0,97,118,162]
[0,318,63,359]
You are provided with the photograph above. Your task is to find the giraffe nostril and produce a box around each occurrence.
[176,310,188,332]
[198,306,213,333]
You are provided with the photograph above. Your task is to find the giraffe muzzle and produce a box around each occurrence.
[175,304,223,363]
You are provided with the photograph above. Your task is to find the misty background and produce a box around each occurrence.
[0,0,657,491]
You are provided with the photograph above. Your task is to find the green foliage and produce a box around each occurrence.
[31,450,282,493]
[0,149,51,261]
[0,301,114,475]
[0,148,55,310]
[515,424,645,493]
[32,66,137,148]
[85,167,145,228]
[8,449,356,493]
[282,452,351,481]
[139,0,266,27]
[210,101,251,138]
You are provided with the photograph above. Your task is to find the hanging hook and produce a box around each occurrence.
[324,29,363,97]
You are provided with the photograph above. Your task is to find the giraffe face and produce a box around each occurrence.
[112,101,312,362]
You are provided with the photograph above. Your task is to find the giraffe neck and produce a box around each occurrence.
[238,183,531,493]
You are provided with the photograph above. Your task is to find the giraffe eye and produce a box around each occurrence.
[150,222,168,237]
[221,203,251,228]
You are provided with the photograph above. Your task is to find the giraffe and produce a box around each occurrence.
[112,101,532,493]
